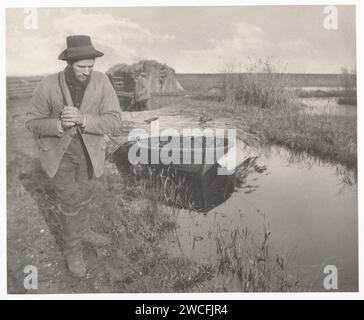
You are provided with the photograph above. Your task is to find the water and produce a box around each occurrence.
[285,85,357,117]
[298,97,356,117]
[287,86,344,92]
[112,108,357,291]
[170,142,358,291]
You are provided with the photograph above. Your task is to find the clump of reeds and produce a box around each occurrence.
[220,57,297,110]
[167,257,215,291]
[338,67,357,105]
[131,164,196,214]
[215,213,301,292]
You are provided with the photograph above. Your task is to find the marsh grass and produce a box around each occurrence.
[215,214,302,292]
[97,161,216,292]
[176,84,356,173]
[203,59,355,172]
[131,164,196,213]
[338,67,357,105]
[220,57,297,110]
[252,110,357,172]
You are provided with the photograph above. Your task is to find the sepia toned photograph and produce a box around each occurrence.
[5,4,357,294]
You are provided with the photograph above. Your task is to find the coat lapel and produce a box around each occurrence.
[59,70,78,135]
[59,70,74,107]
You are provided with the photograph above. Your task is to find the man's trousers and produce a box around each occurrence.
[53,136,94,214]
[52,136,95,252]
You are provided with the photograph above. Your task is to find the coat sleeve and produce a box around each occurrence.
[83,76,122,135]
[25,80,62,138]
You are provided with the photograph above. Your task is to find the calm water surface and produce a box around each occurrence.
[298,97,356,117]
[171,142,358,291]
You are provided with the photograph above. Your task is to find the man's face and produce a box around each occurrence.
[71,59,95,82]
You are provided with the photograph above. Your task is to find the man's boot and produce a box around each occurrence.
[78,205,111,246]
[64,243,86,278]
[58,205,87,277]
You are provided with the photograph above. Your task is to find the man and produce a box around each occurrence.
[129,65,151,111]
[26,35,122,277]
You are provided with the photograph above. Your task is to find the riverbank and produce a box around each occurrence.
[161,95,357,174]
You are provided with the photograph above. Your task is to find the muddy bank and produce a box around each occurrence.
[7,98,218,293]
[7,156,65,294]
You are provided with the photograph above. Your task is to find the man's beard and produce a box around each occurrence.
[76,73,90,83]
[68,65,90,84]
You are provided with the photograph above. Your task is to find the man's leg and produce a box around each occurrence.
[74,138,110,246]
[53,147,86,277]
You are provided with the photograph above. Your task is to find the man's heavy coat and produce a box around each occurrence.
[26,69,122,178]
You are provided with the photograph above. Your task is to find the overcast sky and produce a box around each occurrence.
[6,5,356,76]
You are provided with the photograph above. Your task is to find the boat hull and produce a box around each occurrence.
[135,135,233,177]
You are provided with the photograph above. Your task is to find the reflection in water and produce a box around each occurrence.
[112,141,358,291]
[171,143,358,291]
[260,143,357,186]
[112,146,236,212]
